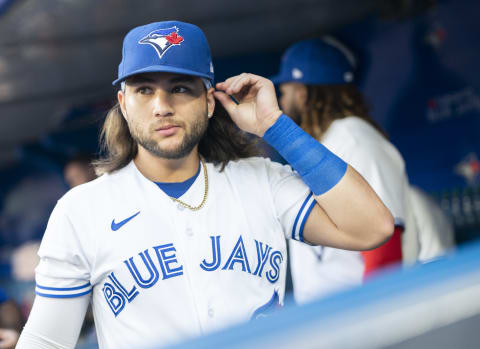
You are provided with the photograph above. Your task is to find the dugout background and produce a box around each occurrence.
[0,0,479,347]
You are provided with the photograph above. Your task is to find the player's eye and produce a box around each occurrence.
[172,85,190,94]
[136,86,153,95]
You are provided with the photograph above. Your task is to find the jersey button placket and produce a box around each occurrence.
[185,226,194,237]
[172,209,206,331]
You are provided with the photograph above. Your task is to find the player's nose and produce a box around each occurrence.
[152,91,174,117]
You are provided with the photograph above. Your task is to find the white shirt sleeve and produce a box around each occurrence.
[322,117,408,227]
[264,159,315,242]
[16,294,90,349]
[35,197,93,298]
[344,141,408,227]
[407,186,455,262]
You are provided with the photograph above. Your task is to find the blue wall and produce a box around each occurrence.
[338,0,480,193]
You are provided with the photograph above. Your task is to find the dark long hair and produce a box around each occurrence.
[93,100,259,175]
[300,84,388,141]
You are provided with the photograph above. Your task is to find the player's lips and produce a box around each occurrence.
[155,124,180,136]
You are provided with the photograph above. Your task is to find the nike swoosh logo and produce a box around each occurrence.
[111,211,140,231]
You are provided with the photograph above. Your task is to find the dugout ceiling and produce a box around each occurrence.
[0,0,423,168]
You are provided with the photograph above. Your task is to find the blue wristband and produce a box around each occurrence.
[263,114,347,195]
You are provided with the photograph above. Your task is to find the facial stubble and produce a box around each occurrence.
[127,106,209,160]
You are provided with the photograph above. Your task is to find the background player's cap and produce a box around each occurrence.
[271,37,356,85]
[113,21,214,86]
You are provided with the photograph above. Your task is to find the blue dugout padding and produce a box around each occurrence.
[164,240,480,349]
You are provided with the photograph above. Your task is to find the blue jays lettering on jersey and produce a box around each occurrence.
[138,26,184,59]
[35,158,315,348]
[102,235,283,317]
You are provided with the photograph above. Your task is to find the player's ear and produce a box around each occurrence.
[117,90,128,121]
[206,87,215,119]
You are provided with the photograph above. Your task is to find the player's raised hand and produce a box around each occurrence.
[214,73,283,137]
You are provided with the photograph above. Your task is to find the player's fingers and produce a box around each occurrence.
[229,73,260,95]
[228,75,253,95]
[216,73,250,93]
[213,91,237,115]
[216,75,240,91]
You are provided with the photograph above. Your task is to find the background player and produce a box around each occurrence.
[271,37,409,302]
[17,21,393,348]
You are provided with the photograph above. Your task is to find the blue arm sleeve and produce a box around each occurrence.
[263,114,347,195]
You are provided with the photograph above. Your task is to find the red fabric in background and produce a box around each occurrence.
[362,225,403,279]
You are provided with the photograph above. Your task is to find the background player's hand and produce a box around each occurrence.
[214,73,283,137]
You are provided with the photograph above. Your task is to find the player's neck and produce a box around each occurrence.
[134,146,200,183]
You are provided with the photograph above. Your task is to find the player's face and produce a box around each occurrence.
[279,82,304,125]
[118,72,215,159]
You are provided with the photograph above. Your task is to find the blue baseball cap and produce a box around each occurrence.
[271,37,355,85]
[113,21,214,86]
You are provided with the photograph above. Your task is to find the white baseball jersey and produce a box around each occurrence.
[289,116,409,304]
[35,157,315,348]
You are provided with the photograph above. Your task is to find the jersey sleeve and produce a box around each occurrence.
[408,186,455,261]
[35,198,93,298]
[16,294,90,349]
[264,159,316,242]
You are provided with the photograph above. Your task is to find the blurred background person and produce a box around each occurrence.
[7,153,97,299]
[64,154,97,188]
[403,185,456,265]
[0,174,66,323]
[6,154,98,348]
[271,37,409,303]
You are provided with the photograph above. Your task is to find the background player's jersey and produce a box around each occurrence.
[35,157,315,348]
[402,186,455,265]
[290,117,409,303]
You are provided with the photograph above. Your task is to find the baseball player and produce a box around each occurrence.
[271,38,410,303]
[17,22,393,348]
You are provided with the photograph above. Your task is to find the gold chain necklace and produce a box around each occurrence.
[169,157,208,211]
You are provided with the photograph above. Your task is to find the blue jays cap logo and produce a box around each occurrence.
[138,26,184,59]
